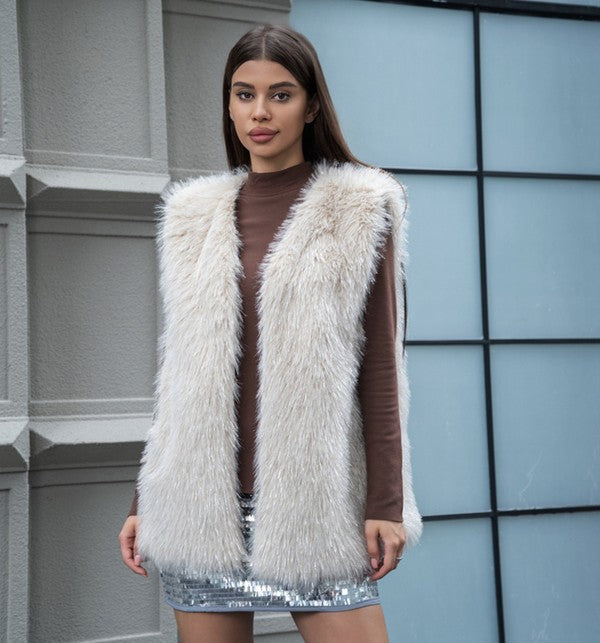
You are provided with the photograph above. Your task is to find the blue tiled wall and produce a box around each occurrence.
[291,2,600,641]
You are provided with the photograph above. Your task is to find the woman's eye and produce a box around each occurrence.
[235,91,290,102]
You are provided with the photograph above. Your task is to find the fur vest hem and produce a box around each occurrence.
[136,159,423,589]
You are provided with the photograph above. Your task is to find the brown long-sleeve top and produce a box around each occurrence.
[129,160,404,522]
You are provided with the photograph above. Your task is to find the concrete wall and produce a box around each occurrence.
[0,0,301,640]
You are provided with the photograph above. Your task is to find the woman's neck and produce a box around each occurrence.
[242,160,313,196]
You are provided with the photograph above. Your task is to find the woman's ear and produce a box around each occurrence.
[305,96,320,123]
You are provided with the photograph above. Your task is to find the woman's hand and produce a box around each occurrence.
[118,516,148,577]
[365,519,406,581]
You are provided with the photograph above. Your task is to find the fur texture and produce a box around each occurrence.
[136,159,423,589]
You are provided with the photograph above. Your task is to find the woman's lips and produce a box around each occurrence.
[249,132,277,143]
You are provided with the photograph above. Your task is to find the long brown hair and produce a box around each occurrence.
[221,24,407,352]
[222,23,369,170]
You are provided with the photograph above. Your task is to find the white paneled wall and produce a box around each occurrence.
[0,0,301,640]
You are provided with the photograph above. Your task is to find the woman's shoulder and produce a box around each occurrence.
[157,167,248,215]
[314,159,404,194]
[313,160,407,218]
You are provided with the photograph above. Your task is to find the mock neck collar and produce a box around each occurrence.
[241,160,314,196]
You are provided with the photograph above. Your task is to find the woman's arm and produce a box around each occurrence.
[359,229,407,581]
[128,488,138,517]
[358,229,404,523]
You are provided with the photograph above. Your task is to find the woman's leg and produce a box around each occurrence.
[173,609,254,643]
[291,604,389,643]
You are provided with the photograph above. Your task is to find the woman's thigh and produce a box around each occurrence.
[173,609,254,643]
[291,604,389,643]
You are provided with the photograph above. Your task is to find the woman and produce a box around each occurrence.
[119,23,422,643]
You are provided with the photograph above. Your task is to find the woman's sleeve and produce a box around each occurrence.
[128,489,138,517]
[358,229,404,523]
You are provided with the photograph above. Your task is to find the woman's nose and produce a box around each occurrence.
[252,97,270,120]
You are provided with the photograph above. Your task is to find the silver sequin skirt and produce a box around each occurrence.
[160,492,380,612]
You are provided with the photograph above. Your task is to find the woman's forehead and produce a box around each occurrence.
[231,59,297,85]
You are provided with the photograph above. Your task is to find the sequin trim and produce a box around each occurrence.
[160,492,380,612]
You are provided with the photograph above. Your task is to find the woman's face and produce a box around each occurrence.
[228,59,319,173]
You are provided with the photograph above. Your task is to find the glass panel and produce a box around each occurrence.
[481,14,600,173]
[499,512,600,642]
[408,345,490,516]
[291,0,476,169]
[396,174,481,341]
[491,344,600,510]
[485,178,600,339]
[381,518,497,643]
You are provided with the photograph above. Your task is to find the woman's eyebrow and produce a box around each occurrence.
[232,81,298,90]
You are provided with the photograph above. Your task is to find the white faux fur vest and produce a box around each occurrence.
[136,159,422,589]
